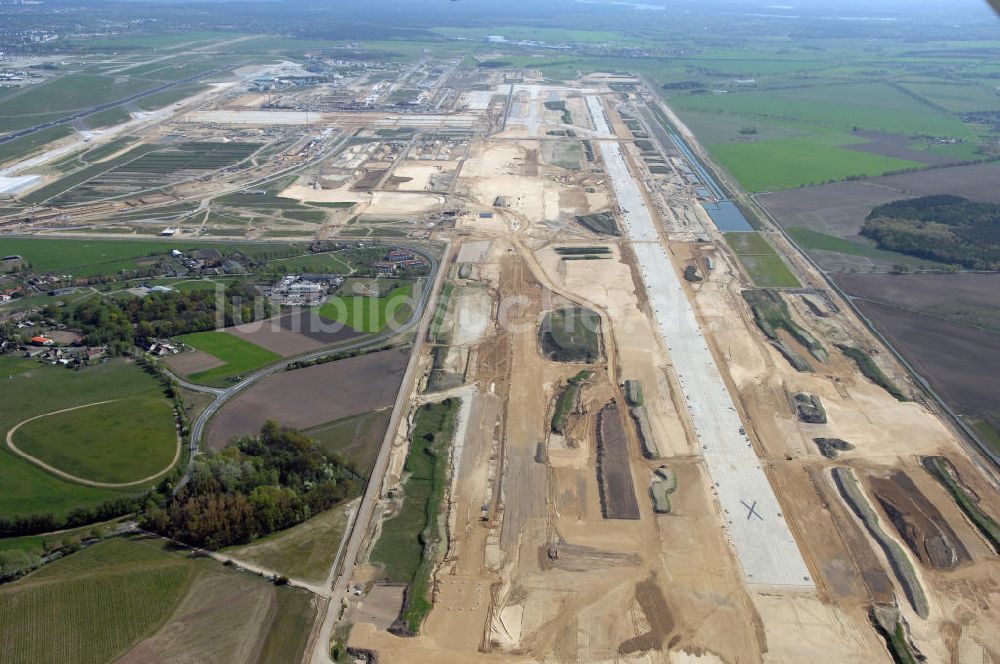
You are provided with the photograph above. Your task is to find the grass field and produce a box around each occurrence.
[0,538,194,664]
[177,331,280,385]
[370,399,458,632]
[133,83,209,111]
[84,106,131,129]
[226,500,352,584]
[72,31,233,50]
[724,232,801,287]
[0,357,175,520]
[270,252,352,274]
[13,397,177,484]
[786,227,943,268]
[901,82,1000,113]
[306,409,392,479]
[0,124,74,167]
[0,75,157,124]
[257,589,317,664]
[318,282,414,334]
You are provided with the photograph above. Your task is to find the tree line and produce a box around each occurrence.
[38,281,270,354]
[863,195,1000,270]
[141,421,361,549]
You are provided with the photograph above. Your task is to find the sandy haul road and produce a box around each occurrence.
[330,76,1000,664]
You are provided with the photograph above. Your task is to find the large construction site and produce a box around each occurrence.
[4,55,1000,664]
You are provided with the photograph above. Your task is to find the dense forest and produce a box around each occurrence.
[862,195,1000,270]
[142,422,361,549]
[43,282,269,353]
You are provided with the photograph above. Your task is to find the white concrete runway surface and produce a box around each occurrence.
[588,95,813,588]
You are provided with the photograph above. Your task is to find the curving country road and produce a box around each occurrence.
[178,244,440,479]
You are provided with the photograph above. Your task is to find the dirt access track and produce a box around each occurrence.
[206,349,409,449]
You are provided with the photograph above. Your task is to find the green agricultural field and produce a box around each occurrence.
[0,357,175,521]
[177,331,280,385]
[318,282,415,334]
[13,397,177,485]
[0,538,193,664]
[370,399,458,633]
[707,136,923,192]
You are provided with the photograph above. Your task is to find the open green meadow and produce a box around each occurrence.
[724,232,800,288]
[305,409,392,479]
[13,396,177,485]
[0,125,74,167]
[225,500,352,584]
[786,227,943,269]
[0,75,158,128]
[178,330,281,385]
[318,282,414,334]
[0,357,176,520]
[0,538,193,664]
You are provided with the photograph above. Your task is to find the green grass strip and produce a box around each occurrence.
[370,399,459,633]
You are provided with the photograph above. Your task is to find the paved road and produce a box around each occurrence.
[309,239,451,664]
[181,244,439,471]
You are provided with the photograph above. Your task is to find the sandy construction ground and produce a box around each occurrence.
[346,80,1000,664]
[279,183,371,204]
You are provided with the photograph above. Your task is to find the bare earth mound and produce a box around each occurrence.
[595,401,640,520]
[868,471,971,570]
